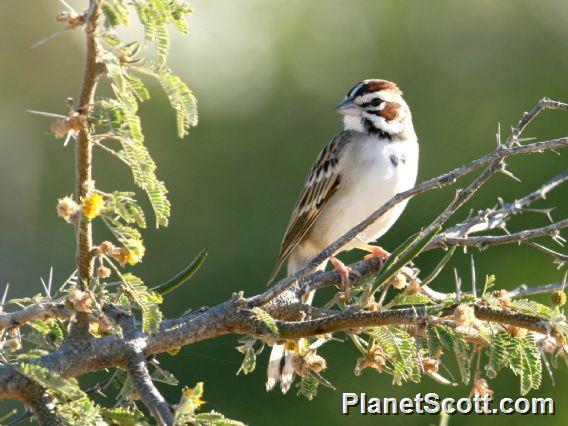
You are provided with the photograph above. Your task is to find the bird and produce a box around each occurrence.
[266,79,419,393]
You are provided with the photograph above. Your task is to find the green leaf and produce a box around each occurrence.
[481,274,496,297]
[174,382,205,424]
[391,293,432,306]
[132,0,193,64]
[436,325,471,384]
[57,397,107,426]
[29,318,64,347]
[169,0,192,33]
[101,0,130,27]
[485,332,515,379]
[93,99,171,227]
[368,326,421,385]
[193,411,246,426]
[15,348,49,362]
[121,273,163,333]
[510,334,542,395]
[152,365,179,386]
[104,191,147,228]
[133,59,198,137]
[235,336,257,375]
[296,375,319,401]
[20,363,85,400]
[251,307,279,338]
[100,407,150,426]
[425,325,444,358]
[372,226,441,294]
[153,248,207,295]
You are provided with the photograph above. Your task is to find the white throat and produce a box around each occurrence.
[343,115,365,132]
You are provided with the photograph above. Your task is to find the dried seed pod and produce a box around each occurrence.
[56,196,79,223]
[551,290,566,307]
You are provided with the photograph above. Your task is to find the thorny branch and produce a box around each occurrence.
[69,0,103,341]
[2,88,567,424]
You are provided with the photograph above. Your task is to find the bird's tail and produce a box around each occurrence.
[266,250,325,393]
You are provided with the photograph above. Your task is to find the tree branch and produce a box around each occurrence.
[70,0,103,341]
[0,371,64,425]
[428,218,568,250]
[431,171,568,243]
[0,303,67,332]
[124,339,174,426]
[507,280,565,299]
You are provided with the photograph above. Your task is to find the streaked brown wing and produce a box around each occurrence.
[268,131,352,283]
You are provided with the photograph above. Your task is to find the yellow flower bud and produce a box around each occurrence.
[82,193,104,220]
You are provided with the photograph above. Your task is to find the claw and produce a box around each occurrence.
[363,245,390,261]
[330,256,355,301]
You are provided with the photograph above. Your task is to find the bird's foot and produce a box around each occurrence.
[363,245,390,261]
[330,256,359,301]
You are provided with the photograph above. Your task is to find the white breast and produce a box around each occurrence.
[309,134,418,253]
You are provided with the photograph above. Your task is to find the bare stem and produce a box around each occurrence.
[75,0,101,280]
[69,0,103,340]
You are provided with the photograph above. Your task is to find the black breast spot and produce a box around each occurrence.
[390,153,406,167]
[390,155,399,167]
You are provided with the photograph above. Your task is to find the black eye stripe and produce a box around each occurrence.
[359,99,383,108]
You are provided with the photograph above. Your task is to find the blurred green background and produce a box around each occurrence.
[1,0,567,424]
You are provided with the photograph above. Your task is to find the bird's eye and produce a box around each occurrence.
[370,98,382,107]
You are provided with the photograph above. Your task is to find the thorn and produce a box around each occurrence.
[1,283,9,305]
[499,168,522,182]
[454,268,462,299]
[26,110,66,119]
[48,267,53,295]
[40,277,50,298]
[64,131,74,147]
[561,271,567,292]
[552,232,566,247]
[30,28,71,50]
[496,122,501,147]
[470,256,477,298]
[538,343,555,387]
[58,0,77,13]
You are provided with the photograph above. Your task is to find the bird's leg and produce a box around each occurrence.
[330,256,359,301]
[362,244,390,261]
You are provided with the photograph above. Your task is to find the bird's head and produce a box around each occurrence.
[337,79,414,140]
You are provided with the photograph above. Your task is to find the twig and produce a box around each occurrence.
[126,339,174,426]
[1,373,65,425]
[429,219,568,250]
[0,303,67,331]
[431,171,568,243]
[68,0,103,341]
[528,242,568,268]
[105,305,174,425]
[507,281,565,299]
[124,339,174,425]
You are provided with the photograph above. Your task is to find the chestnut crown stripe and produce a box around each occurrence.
[347,79,401,98]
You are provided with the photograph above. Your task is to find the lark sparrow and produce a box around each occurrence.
[266,79,419,393]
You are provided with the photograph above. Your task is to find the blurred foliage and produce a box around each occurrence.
[0,0,567,425]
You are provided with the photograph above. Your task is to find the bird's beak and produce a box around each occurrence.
[336,98,361,116]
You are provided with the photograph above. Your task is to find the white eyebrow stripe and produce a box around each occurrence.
[348,82,365,98]
[355,93,381,103]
